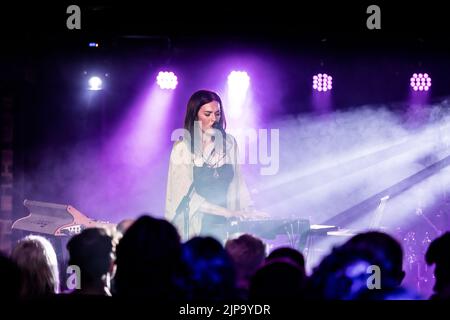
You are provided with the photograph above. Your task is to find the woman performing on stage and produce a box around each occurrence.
[165,89,267,242]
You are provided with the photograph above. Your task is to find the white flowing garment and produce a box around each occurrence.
[165,134,253,239]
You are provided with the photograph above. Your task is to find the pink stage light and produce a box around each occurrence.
[313,73,332,92]
[410,73,431,91]
[156,71,178,90]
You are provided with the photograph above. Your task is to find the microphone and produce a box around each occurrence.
[212,122,226,147]
[212,122,225,134]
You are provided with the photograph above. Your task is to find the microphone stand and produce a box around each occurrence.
[174,183,195,241]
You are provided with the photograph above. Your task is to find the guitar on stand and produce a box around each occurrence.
[11,199,116,236]
[11,199,117,290]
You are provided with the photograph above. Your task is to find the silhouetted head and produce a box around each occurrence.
[267,247,305,273]
[11,235,59,298]
[344,231,405,288]
[249,261,306,301]
[425,231,450,299]
[114,214,182,299]
[308,244,375,300]
[309,232,407,300]
[67,228,115,291]
[180,236,237,301]
[0,251,22,301]
[225,234,266,288]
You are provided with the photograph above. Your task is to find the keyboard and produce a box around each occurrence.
[226,218,310,239]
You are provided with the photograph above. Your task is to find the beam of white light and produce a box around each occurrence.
[259,113,450,195]
[105,83,175,168]
[227,71,250,118]
[344,163,450,234]
[254,104,450,229]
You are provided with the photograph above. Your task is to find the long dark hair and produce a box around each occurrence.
[183,90,227,154]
